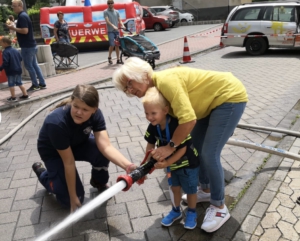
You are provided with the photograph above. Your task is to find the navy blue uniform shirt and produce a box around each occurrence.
[16,11,36,48]
[38,106,106,161]
[144,115,199,170]
[0,46,22,76]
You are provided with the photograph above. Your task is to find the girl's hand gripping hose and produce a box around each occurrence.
[116,150,156,191]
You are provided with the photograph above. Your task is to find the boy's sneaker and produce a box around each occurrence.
[27,85,40,92]
[184,211,197,229]
[32,162,46,178]
[19,95,30,100]
[39,84,47,89]
[201,205,230,233]
[182,186,210,203]
[161,209,182,226]
[7,97,17,102]
[90,178,110,192]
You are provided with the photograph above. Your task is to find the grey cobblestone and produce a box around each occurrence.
[240,215,261,234]
[261,212,281,229]
[277,220,299,241]
[265,179,282,192]
[277,205,297,224]
[260,228,281,241]
[258,190,277,205]
[73,218,107,236]
[276,193,296,209]
[17,208,41,227]
[1,27,300,241]
[249,202,269,218]
[0,211,19,225]
[0,223,16,241]
[13,222,50,240]
[107,214,131,236]
[15,186,36,201]
[127,200,150,218]
[131,215,162,233]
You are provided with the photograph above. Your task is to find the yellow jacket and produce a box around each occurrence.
[152,67,248,124]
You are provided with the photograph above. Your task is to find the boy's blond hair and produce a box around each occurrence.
[142,87,169,109]
[1,36,12,45]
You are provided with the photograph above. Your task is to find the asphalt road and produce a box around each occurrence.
[76,24,220,67]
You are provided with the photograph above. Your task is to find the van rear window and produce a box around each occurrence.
[231,7,262,21]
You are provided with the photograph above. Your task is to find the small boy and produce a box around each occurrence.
[142,87,200,229]
[0,36,29,102]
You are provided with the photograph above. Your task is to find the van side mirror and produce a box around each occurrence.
[144,13,148,17]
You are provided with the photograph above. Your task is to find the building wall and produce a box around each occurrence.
[136,0,252,21]
[136,0,172,7]
[181,0,252,9]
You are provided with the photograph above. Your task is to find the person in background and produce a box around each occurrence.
[32,85,137,213]
[7,15,16,35]
[0,36,29,102]
[112,57,248,233]
[143,86,200,229]
[7,0,47,92]
[54,11,71,43]
[104,0,125,65]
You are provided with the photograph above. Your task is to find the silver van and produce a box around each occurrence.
[220,1,300,55]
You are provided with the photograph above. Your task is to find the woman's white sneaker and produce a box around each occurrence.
[201,205,230,233]
[182,187,211,203]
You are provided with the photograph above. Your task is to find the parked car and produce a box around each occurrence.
[149,6,180,27]
[220,1,300,55]
[142,6,172,31]
[170,7,194,23]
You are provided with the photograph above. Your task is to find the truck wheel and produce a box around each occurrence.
[153,23,163,31]
[245,38,267,56]
[181,19,187,23]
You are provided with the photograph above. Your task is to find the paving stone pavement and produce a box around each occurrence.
[0,25,300,240]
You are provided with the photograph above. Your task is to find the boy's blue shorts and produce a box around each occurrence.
[171,166,199,194]
[108,31,119,46]
[7,75,23,87]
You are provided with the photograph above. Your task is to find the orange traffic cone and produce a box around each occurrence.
[180,36,195,64]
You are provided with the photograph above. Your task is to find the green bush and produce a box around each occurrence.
[28,8,40,16]
[0,6,17,35]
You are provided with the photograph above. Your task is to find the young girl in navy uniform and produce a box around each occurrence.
[33,84,136,212]
[143,87,200,229]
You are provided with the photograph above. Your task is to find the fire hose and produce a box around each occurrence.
[36,152,157,241]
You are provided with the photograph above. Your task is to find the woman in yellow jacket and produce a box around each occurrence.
[112,57,248,233]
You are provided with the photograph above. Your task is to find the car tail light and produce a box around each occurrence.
[223,23,228,34]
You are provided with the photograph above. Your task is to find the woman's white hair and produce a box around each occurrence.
[112,57,153,92]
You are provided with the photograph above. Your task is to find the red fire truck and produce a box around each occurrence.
[40,2,145,45]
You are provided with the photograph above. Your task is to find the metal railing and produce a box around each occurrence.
[182,0,200,21]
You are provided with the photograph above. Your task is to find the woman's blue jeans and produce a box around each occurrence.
[191,102,247,207]
[21,47,46,87]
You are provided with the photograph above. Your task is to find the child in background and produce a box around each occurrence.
[0,36,29,102]
[7,15,16,35]
[142,87,200,229]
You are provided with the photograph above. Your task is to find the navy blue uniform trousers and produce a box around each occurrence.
[38,136,110,208]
